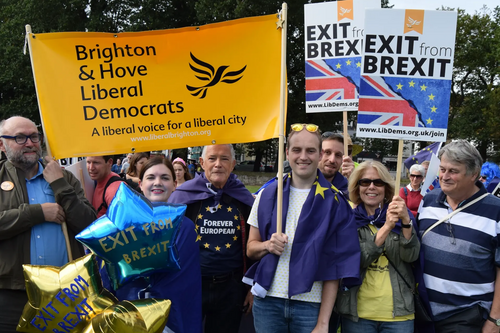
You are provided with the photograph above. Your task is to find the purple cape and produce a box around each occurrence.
[168,172,254,208]
[245,171,360,297]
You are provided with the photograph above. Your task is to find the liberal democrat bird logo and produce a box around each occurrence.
[339,7,351,16]
[186,53,247,99]
[407,16,421,28]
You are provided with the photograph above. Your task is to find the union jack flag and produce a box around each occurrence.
[305,60,357,101]
[425,176,440,194]
[358,75,424,127]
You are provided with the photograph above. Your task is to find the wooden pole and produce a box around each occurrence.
[394,139,404,193]
[276,3,287,235]
[25,25,73,262]
[343,111,349,157]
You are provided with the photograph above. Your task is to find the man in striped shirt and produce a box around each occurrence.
[418,140,500,333]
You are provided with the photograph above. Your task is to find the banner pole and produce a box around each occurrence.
[343,111,349,157]
[25,25,73,262]
[394,139,404,194]
[276,3,287,235]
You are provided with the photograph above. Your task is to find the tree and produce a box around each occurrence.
[0,0,88,122]
[448,7,500,161]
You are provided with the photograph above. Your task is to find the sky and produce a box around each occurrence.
[389,0,498,14]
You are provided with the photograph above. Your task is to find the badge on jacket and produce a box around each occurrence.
[1,181,14,191]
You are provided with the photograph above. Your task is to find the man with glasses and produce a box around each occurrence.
[245,124,360,333]
[318,132,356,197]
[0,116,96,333]
[418,140,500,332]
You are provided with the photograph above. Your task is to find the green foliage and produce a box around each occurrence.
[449,7,500,161]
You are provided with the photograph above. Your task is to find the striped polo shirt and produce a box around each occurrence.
[418,182,500,321]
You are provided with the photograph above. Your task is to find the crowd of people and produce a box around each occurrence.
[1,115,500,333]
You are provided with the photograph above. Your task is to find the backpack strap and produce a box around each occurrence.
[97,176,124,214]
[403,187,408,197]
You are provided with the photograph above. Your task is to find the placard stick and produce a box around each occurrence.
[343,111,349,157]
[394,139,404,192]
[276,2,287,235]
[26,24,73,262]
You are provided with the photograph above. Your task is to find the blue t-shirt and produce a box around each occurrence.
[196,197,243,276]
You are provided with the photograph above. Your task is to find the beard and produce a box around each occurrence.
[4,144,42,171]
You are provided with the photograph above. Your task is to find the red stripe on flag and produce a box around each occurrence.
[309,60,336,76]
[381,116,399,125]
[359,99,417,127]
[306,78,356,99]
[364,76,396,97]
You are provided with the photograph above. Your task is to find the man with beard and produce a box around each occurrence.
[0,116,96,333]
[318,132,355,197]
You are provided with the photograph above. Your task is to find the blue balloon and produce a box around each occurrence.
[76,182,185,289]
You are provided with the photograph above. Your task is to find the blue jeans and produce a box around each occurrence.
[342,317,414,333]
[253,296,321,333]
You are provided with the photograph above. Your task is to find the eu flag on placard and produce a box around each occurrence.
[404,142,441,170]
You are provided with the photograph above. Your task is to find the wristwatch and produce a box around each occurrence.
[401,220,412,229]
[487,315,500,326]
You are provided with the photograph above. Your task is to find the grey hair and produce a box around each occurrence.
[201,144,235,160]
[409,164,426,178]
[438,140,483,177]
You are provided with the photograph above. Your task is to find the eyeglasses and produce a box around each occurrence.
[358,178,386,187]
[480,175,487,180]
[410,174,423,178]
[446,219,456,245]
[291,123,319,133]
[0,133,42,145]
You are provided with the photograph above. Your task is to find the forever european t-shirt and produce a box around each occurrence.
[196,197,243,276]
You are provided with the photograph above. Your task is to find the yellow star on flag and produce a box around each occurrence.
[233,235,238,241]
[237,225,241,230]
[426,118,433,125]
[227,206,233,212]
[217,204,222,209]
[234,215,239,220]
[420,84,427,91]
[431,106,437,113]
[396,83,403,90]
[196,235,202,242]
[314,181,328,199]
[195,224,199,230]
[428,93,435,100]
[204,243,210,248]
[205,206,210,212]
[198,214,203,220]
[336,63,341,69]
[215,246,221,251]
[409,80,415,87]
[356,62,361,67]
[346,60,351,65]
[225,243,231,249]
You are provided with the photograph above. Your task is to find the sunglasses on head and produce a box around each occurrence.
[358,178,386,187]
[410,174,423,178]
[291,123,319,133]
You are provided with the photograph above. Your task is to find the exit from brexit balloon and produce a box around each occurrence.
[76,183,185,289]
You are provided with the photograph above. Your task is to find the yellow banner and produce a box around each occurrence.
[28,14,283,159]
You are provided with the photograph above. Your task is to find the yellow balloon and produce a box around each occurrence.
[81,299,171,333]
[17,254,118,333]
